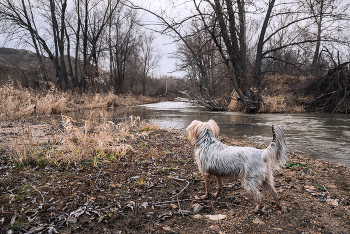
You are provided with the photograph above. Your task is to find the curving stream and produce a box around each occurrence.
[69,101,350,168]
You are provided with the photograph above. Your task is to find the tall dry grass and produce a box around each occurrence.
[11,114,160,166]
[0,84,158,120]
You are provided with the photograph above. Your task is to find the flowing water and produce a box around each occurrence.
[68,101,350,168]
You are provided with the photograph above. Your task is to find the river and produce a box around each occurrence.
[69,101,350,168]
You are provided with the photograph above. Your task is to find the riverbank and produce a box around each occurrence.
[0,85,171,120]
[1,116,349,233]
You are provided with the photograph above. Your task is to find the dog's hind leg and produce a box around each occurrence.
[263,176,281,208]
[213,176,223,198]
[244,180,263,213]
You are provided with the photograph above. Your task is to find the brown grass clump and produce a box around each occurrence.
[0,84,36,119]
[0,85,160,120]
[259,95,287,113]
[6,114,160,166]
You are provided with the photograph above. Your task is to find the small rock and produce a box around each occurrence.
[206,214,227,220]
[193,214,203,219]
[162,226,172,231]
[209,225,220,230]
[130,176,140,180]
[253,217,265,225]
[304,185,316,190]
[178,209,191,215]
[67,216,78,224]
[192,203,204,214]
[146,212,154,219]
[139,202,148,208]
[45,166,52,170]
[327,199,339,207]
[47,206,56,211]
[158,211,172,220]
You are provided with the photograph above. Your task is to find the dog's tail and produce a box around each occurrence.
[262,125,287,169]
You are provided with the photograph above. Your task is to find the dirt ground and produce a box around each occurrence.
[1,117,350,234]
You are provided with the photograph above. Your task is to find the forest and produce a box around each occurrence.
[1,0,350,113]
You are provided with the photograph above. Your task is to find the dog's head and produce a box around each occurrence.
[186,119,219,145]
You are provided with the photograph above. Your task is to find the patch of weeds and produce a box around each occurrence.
[11,220,24,230]
[168,166,174,171]
[315,183,331,192]
[283,162,309,170]
[108,153,114,161]
[341,191,349,195]
[3,178,12,184]
[190,173,201,180]
[139,144,150,149]
[137,176,147,187]
[93,156,99,167]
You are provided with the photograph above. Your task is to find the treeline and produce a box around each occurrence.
[1,0,350,112]
[135,0,350,111]
[0,0,185,95]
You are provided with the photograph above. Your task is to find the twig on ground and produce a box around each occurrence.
[30,184,45,205]
[170,179,190,199]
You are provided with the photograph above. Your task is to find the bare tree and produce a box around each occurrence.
[138,33,161,96]
[107,7,139,93]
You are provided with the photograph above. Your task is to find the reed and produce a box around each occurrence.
[0,85,159,120]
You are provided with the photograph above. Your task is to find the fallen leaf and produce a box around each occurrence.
[253,217,265,225]
[193,214,203,219]
[206,214,227,220]
[163,226,172,231]
[209,225,220,230]
[10,214,16,225]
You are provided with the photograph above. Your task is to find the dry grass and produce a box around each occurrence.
[5,114,160,166]
[259,95,287,113]
[0,85,159,120]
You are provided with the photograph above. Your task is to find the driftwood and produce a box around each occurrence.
[300,61,350,113]
[178,91,230,111]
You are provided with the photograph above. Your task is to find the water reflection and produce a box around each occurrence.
[67,102,350,168]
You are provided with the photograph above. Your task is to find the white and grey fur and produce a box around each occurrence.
[186,120,287,213]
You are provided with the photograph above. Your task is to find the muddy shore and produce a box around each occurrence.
[1,117,350,233]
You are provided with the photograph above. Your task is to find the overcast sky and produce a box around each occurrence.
[0,0,186,77]
[131,0,192,77]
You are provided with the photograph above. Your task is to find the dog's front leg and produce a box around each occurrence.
[201,173,211,199]
[213,176,222,198]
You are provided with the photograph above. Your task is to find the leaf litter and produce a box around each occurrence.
[0,116,350,233]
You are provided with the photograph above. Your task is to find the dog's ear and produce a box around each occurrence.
[186,120,201,145]
[207,119,219,137]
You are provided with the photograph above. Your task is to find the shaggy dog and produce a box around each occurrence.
[186,120,287,213]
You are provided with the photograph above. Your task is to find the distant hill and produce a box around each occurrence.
[0,47,45,68]
[0,47,52,87]
[0,47,110,90]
